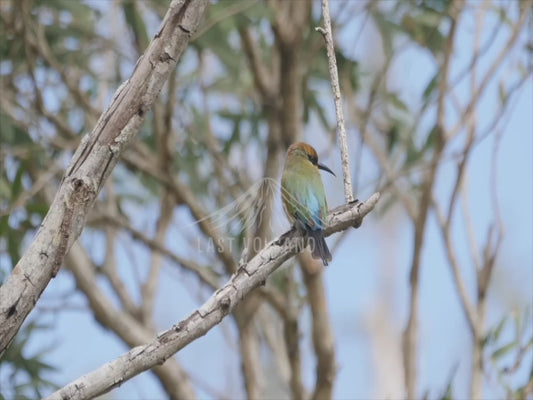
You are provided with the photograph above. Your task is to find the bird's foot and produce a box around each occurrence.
[275,226,297,246]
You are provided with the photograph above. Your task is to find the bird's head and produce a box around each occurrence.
[287,142,336,176]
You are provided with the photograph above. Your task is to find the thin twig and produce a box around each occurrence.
[447,7,528,140]
[90,209,220,290]
[433,198,478,336]
[402,2,461,397]
[316,0,354,203]
[140,192,173,324]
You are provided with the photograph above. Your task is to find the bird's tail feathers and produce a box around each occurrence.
[307,229,332,266]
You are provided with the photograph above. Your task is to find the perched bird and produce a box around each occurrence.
[281,142,335,266]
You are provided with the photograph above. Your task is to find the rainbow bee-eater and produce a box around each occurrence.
[281,142,335,266]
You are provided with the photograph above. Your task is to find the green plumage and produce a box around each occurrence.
[281,143,333,265]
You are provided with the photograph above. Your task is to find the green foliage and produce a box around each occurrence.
[0,322,58,399]
[122,0,150,51]
[0,1,101,392]
[371,10,400,57]
[483,308,533,397]
[422,365,457,400]
[0,112,32,147]
[34,0,99,65]
[304,88,331,131]
[401,12,446,56]
[422,71,440,105]
[0,113,50,275]
[336,51,361,93]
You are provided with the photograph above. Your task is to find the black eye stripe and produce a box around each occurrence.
[308,154,318,165]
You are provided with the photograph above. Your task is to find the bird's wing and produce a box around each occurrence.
[285,181,326,230]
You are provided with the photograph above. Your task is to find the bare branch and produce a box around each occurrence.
[66,244,196,399]
[240,26,276,102]
[235,299,263,399]
[122,144,238,274]
[300,254,336,400]
[282,268,306,400]
[0,0,209,357]
[46,193,380,400]
[402,3,461,397]
[90,209,220,290]
[362,129,418,220]
[316,0,354,203]
[433,198,478,336]
[193,0,258,41]
[101,226,140,317]
[447,7,528,140]
[140,192,174,324]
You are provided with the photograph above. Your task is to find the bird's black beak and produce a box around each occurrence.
[318,162,336,177]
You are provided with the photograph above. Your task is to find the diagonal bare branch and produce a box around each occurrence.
[0,0,209,357]
[46,193,380,400]
[66,244,196,399]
